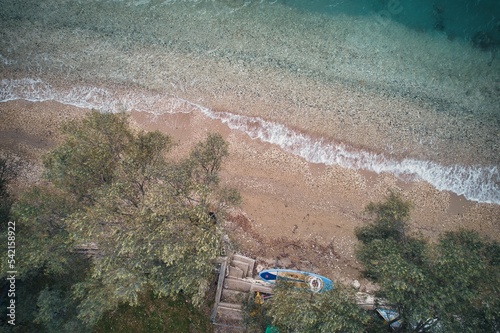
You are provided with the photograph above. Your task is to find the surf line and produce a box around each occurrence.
[1,78,499,205]
[181,99,500,206]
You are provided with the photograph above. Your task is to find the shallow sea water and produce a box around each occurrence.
[0,0,499,203]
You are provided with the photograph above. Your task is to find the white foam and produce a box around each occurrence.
[187,102,500,205]
[0,78,194,115]
[0,54,17,65]
[1,78,499,205]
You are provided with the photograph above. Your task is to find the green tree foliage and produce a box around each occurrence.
[0,112,239,332]
[93,292,212,333]
[243,296,270,332]
[9,111,239,329]
[12,186,79,276]
[431,230,500,332]
[356,192,500,332]
[0,154,21,277]
[31,256,91,333]
[267,282,369,333]
[355,191,411,245]
[0,154,21,223]
[43,112,134,203]
[0,157,90,332]
[189,131,228,186]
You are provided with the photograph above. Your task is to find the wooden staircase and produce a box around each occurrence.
[211,254,273,326]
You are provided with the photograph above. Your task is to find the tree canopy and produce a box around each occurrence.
[266,282,369,333]
[0,154,21,223]
[240,192,499,333]
[4,111,240,330]
[356,192,500,332]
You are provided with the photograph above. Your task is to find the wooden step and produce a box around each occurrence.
[222,289,247,303]
[217,303,243,321]
[231,260,249,277]
[228,265,244,279]
[232,254,255,277]
[218,302,242,310]
[224,277,252,292]
[250,284,274,294]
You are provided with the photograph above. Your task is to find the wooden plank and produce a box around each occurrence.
[224,277,252,292]
[217,306,243,321]
[233,254,255,277]
[211,256,228,322]
[231,260,249,277]
[228,266,244,279]
[221,289,247,303]
[250,284,274,294]
[218,302,242,310]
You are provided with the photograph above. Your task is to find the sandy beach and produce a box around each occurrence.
[2,99,499,288]
[2,2,500,332]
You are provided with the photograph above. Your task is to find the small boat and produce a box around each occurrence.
[376,308,402,331]
[258,269,333,293]
[376,308,440,332]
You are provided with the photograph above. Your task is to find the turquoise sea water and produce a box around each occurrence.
[0,0,499,203]
[287,0,500,42]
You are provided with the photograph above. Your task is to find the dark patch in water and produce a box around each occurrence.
[432,3,445,32]
[472,31,498,51]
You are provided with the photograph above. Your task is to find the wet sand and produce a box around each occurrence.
[3,99,497,287]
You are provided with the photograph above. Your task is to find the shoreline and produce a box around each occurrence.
[2,77,499,204]
[123,108,500,281]
[1,99,499,283]
[1,0,499,169]
[3,65,499,169]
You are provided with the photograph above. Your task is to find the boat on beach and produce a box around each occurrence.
[258,269,334,293]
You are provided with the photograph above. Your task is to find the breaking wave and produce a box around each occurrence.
[1,78,499,205]
[199,108,500,205]
[0,78,194,115]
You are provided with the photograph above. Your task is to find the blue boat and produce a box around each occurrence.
[258,269,333,293]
